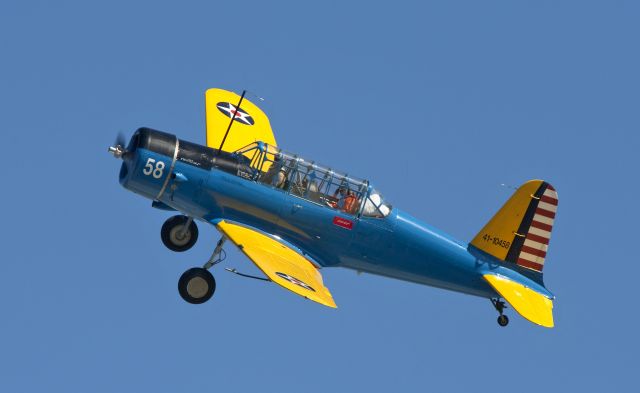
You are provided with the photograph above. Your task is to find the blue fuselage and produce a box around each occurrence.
[119,131,551,300]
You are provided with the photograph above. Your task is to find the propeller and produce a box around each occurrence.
[115,132,126,149]
[108,132,128,159]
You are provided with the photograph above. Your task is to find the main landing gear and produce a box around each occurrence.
[178,267,215,304]
[161,215,198,252]
[161,214,228,304]
[491,298,509,327]
[178,236,227,305]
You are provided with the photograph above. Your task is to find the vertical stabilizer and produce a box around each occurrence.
[471,180,558,272]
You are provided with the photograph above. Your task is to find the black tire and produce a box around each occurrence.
[178,268,216,304]
[497,315,509,327]
[161,215,198,252]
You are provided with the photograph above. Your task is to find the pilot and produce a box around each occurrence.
[326,187,342,209]
[342,190,358,214]
[331,187,358,214]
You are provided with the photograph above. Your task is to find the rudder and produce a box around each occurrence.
[471,180,558,273]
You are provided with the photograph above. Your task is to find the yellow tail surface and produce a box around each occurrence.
[484,274,554,328]
[471,180,558,272]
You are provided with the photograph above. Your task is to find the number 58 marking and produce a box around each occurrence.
[143,158,165,179]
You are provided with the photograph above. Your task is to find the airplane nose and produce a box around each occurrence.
[108,131,128,159]
[108,145,126,158]
[118,157,130,185]
[109,142,131,185]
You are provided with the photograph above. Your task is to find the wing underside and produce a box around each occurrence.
[216,221,336,308]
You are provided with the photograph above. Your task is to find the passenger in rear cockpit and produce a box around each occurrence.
[261,155,287,189]
[306,179,319,194]
[301,178,320,201]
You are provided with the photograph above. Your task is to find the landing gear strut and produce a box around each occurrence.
[177,237,227,304]
[203,237,227,270]
[491,298,509,327]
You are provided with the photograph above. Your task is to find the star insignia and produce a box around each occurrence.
[216,102,255,125]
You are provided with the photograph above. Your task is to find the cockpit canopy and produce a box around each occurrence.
[233,142,392,218]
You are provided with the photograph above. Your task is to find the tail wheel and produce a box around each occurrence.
[161,215,198,252]
[497,315,509,327]
[178,268,216,304]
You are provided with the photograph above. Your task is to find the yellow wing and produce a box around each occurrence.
[205,88,277,152]
[484,274,554,328]
[216,221,337,308]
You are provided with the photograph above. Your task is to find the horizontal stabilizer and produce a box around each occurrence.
[484,274,554,328]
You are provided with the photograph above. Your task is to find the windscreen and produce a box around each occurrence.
[362,189,392,218]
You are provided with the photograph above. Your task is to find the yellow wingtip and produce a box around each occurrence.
[317,297,338,309]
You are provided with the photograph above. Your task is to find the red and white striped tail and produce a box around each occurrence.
[513,184,558,272]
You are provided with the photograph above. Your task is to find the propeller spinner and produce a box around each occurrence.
[108,132,127,159]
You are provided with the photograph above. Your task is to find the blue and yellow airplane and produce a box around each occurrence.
[109,88,558,327]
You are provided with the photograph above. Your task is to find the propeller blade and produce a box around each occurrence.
[115,132,126,148]
[108,132,128,159]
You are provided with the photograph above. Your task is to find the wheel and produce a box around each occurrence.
[497,315,509,327]
[178,268,216,304]
[161,215,198,252]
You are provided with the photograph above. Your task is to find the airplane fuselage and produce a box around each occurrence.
[119,128,551,301]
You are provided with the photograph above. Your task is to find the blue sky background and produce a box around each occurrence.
[1,1,639,391]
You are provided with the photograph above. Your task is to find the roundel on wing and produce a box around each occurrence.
[275,272,316,292]
[216,102,255,126]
